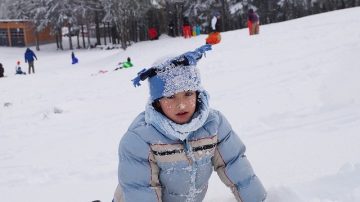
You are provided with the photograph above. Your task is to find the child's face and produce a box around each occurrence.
[159,90,197,124]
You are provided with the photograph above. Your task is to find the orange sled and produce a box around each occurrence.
[206,32,221,45]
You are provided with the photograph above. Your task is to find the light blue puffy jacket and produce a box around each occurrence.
[115,91,266,202]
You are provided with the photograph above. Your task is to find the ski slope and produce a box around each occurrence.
[1,7,360,202]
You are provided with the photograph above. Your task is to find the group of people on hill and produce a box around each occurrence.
[1,48,134,78]
[145,8,260,43]
[0,48,37,78]
[0,48,84,78]
[180,8,259,42]
[1,9,259,78]
[201,8,261,35]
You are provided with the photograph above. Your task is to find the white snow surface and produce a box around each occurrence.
[1,7,360,202]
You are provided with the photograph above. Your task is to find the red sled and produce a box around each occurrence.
[206,32,221,45]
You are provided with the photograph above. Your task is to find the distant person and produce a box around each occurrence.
[15,61,26,75]
[114,57,133,71]
[192,24,201,36]
[24,48,37,74]
[168,22,175,37]
[211,12,221,32]
[206,12,222,45]
[248,8,260,35]
[182,17,191,38]
[195,24,201,36]
[148,27,158,40]
[0,63,4,78]
[71,52,79,64]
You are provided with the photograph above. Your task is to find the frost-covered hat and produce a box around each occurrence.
[132,44,212,102]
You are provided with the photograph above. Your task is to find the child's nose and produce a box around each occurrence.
[177,103,186,110]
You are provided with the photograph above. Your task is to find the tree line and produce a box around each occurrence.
[6,0,360,50]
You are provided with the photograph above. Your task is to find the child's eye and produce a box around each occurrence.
[185,91,194,96]
[166,95,175,99]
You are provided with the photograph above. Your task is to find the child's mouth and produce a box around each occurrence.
[176,112,188,116]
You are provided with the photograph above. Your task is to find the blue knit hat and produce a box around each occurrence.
[132,44,212,101]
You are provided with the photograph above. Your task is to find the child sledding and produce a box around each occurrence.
[206,12,222,45]
[15,61,26,75]
[114,57,133,71]
[91,57,133,76]
[71,52,79,64]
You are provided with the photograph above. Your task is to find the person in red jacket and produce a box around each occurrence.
[148,28,158,40]
[182,17,192,38]
[248,8,260,35]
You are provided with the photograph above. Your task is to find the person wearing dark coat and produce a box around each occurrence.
[0,63,4,78]
[168,22,175,37]
[24,48,37,74]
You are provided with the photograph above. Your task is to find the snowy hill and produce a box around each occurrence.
[1,7,360,202]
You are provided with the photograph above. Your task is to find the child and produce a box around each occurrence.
[113,44,266,202]
[71,52,79,64]
[206,12,222,45]
[114,57,133,71]
[15,61,26,75]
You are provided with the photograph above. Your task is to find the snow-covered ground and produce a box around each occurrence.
[1,7,360,202]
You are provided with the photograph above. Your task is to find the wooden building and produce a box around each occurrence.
[0,20,55,47]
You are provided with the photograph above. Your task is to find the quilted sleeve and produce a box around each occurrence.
[117,130,162,202]
[213,111,266,202]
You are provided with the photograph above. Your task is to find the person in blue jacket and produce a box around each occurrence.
[24,48,37,74]
[113,44,266,202]
[71,52,79,64]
